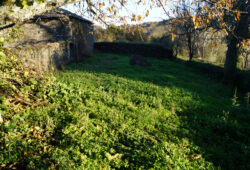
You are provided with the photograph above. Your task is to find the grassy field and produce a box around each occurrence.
[1,52,249,169]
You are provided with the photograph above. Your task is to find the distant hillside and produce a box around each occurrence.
[140,20,171,38]
[93,20,172,39]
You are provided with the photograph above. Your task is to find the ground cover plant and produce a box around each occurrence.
[1,52,249,169]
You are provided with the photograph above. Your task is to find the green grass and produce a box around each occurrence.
[1,52,249,169]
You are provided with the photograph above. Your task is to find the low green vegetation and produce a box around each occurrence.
[1,52,249,169]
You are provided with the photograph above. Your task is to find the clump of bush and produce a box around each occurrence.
[0,38,56,168]
[0,38,53,115]
[0,36,87,168]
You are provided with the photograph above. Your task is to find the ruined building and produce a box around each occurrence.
[0,8,94,70]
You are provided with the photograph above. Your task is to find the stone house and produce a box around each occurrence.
[0,8,94,70]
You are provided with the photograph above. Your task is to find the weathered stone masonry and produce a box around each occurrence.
[0,9,94,70]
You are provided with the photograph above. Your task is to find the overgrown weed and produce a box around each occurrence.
[0,51,249,169]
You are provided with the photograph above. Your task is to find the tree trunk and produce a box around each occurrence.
[223,0,249,82]
[224,36,239,82]
[187,34,193,62]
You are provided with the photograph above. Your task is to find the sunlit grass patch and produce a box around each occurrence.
[1,52,249,169]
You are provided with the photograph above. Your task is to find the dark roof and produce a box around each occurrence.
[33,8,92,24]
[58,8,92,24]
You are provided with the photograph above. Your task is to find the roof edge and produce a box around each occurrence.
[58,8,92,24]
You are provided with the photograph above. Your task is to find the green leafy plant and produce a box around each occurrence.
[0,52,249,169]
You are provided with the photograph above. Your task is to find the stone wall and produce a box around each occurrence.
[10,41,71,70]
[94,42,173,59]
[0,18,71,48]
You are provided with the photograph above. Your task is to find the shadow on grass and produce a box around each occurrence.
[63,52,250,169]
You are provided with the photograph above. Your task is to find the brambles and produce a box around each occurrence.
[0,42,52,114]
[0,38,56,168]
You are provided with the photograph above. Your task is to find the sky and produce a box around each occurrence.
[63,1,173,27]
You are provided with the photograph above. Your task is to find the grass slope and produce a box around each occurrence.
[1,53,249,169]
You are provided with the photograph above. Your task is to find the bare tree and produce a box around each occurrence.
[171,0,201,62]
